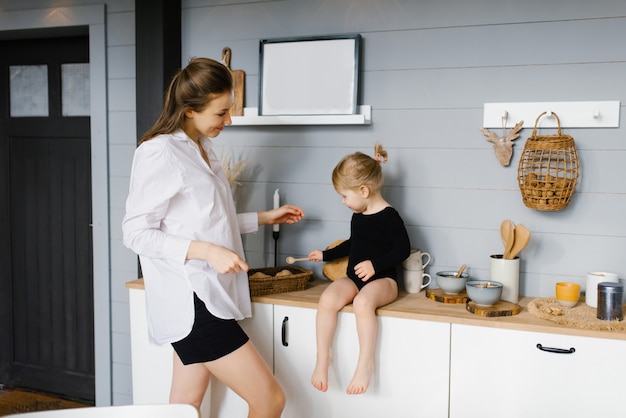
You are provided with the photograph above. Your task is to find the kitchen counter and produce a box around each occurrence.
[125,278,626,341]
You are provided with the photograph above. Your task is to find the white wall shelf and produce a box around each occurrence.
[483,101,620,129]
[229,105,371,126]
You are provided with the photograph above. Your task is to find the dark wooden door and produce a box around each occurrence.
[0,35,94,401]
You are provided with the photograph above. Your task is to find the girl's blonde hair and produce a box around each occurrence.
[139,57,232,144]
[332,143,388,192]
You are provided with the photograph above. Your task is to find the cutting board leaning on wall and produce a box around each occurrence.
[222,47,245,116]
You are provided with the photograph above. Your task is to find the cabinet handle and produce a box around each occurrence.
[281,316,289,347]
[536,343,575,354]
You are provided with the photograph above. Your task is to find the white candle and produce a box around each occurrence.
[273,189,280,232]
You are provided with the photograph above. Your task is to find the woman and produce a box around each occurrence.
[123,57,303,417]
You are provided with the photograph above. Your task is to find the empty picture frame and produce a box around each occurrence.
[259,34,361,116]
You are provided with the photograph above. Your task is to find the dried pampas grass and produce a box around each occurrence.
[220,153,248,185]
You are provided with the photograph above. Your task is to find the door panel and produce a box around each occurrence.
[0,35,94,401]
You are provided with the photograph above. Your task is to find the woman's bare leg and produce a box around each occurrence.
[347,278,398,395]
[170,341,284,418]
[207,340,285,418]
[311,277,358,392]
[170,351,210,409]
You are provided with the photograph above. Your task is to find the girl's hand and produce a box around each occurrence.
[258,205,304,226]
[308,249,323,262]
[188,241,249,274]
[354,260,375,282]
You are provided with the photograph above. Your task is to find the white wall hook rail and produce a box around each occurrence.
[483,101,620,128]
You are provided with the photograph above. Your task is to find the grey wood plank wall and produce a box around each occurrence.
[179,0,626,298]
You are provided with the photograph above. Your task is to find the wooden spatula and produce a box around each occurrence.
[500,219,515,259]
[508,224,531,259]
[222,47,245,116]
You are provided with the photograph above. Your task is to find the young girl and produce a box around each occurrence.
[122,57,304,417]
[308,143,410,395]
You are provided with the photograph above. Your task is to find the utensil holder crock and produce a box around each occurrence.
[490,255,520,303]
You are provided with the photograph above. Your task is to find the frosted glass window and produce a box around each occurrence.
[10,65,49,117]
[62,63,90,116]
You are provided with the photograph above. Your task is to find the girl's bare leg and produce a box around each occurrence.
[171,340,285,418]
[311,277,358,392]
[347,278,398,395]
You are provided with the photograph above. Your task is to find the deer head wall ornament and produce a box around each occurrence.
[481,114,524,166]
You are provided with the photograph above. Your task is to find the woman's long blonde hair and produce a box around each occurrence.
[139,57,232,144]
[332,143,388,192]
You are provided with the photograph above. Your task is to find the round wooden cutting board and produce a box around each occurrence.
[466,300,521,317]
[425,288,468,304]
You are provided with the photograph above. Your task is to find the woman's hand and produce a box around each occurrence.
[258,204,304,226]
[187,241,249,274]
[354,260,375,282]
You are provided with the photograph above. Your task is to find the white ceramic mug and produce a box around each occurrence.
[403,269,432,294]
[586,272,619,308]
[403,249,431,271]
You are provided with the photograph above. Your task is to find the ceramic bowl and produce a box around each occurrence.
[556,282,580,308]
[466,280,503,306]
[436,271,470,294]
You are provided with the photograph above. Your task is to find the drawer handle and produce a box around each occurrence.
[536,343,575,354]
[281,316,289,347]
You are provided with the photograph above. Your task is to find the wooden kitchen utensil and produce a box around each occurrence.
[285,256,309,264]
[508,224,531,260]
[455,264,467,278]
[221,47,245,116]
[501,219,515,259]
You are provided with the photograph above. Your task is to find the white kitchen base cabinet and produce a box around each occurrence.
[449,324,626,418]
[274,305,450,418]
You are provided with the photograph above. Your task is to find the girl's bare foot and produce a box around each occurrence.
[311,357,330,392]
[346,360,374,395]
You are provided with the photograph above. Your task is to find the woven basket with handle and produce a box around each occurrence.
[517,111,579,211]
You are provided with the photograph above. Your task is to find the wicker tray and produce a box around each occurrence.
[248,266,312,296]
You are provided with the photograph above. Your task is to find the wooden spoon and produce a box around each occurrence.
[285,256,309,264]
[501,219,515,259]
[455,264,467,278]
[508,224,531,260]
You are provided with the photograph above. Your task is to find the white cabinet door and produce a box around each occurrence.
[274,305,450,418]
[208,302,274,418]
[450,324,626,418]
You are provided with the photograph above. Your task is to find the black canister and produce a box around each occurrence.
[597,282,624,321]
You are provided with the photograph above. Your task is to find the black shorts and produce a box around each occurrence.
[171,294,249,365]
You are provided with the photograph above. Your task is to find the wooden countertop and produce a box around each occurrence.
[126,279,626,341]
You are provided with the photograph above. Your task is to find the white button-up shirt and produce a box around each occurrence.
[122,130,258,345]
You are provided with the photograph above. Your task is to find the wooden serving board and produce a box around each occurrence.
[425,288,468,304]
[222,47,244,116]
[466,300,521,317]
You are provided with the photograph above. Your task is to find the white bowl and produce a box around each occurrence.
[466,280,503,306]
[436,271,470,295]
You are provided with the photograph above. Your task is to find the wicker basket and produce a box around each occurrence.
[248,266,312,296]
[517,112,579,211]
